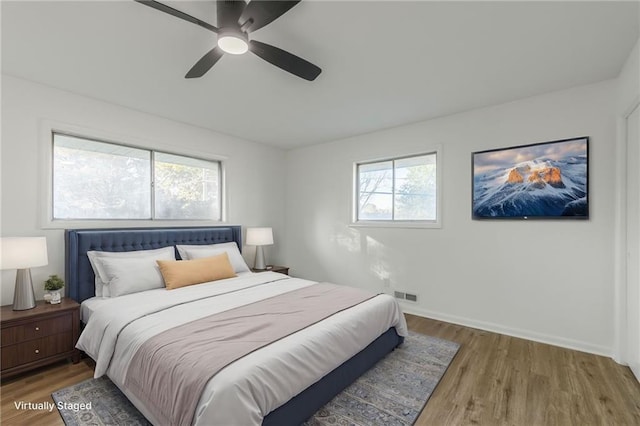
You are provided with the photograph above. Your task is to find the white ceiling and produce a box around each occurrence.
[2,1,638,149]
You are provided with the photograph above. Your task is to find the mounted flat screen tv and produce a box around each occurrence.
[472,136,589,220]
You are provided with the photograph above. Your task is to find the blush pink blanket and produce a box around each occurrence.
[124,282,377,426]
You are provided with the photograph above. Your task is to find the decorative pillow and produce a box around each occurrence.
[87,247,175,297]
[157,252,237,290]
[176,242,250,273]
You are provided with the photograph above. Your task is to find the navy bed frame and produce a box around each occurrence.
[65,226,403,426]
[65,226,242,303]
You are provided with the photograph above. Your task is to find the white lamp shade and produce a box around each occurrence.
[0,237,48,269]
[246,227,274,246]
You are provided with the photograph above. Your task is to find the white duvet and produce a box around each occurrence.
[76,272,408,425]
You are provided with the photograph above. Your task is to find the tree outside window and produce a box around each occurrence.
[53,133,221,221]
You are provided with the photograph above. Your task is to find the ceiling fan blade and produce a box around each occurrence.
[135,0,219,33]
[239,1,300,33]
[185,47,225,78]
[249,40,321,81]
[217,0,246,28]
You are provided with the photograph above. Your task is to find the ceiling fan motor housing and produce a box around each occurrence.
[217,0,245,28]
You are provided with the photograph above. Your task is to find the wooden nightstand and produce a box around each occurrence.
[251,265,289,275]
[1,299,80,379]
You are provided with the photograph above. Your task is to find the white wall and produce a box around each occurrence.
[285,80,617,356]
[0,70,626,359]
[614,37,640,374]
[0,75,287,303]
[616,38,639,114]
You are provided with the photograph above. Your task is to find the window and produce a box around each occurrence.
[354,151,439,227]
[52,133,221,220]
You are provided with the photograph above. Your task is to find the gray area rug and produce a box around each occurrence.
[52,332,459,426]
[304,332,460,425]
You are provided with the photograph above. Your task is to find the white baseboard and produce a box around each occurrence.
[631,363,640,383]
[400,302,612,359]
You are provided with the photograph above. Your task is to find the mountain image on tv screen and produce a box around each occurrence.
[472,137,588,219]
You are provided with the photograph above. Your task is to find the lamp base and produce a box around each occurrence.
[254,246,267,270]
[13,268,36,311]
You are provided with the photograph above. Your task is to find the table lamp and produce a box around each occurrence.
[246,227,273,270]
[0,237,48,310]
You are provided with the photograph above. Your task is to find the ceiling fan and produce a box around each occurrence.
[135,0,322,81]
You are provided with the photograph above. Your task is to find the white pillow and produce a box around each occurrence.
[176,242,250,273]
[87,247,175,297]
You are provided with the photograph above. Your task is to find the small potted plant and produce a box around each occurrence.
[44,274,64,304]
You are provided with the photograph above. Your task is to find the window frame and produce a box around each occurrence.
[40,121,227,229]
[350,148,442,229]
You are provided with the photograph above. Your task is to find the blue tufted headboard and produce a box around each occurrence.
[65,226,242,304]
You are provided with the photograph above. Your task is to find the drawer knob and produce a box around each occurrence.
[35,327,40,331]
[34,349,40,354]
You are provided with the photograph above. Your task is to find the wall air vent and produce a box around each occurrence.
[393,291,418,302]
[405,293,418,302]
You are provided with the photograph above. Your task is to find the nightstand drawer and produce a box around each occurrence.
[1,333,74,370]
[1,313,72,347]
[1,299,81,379]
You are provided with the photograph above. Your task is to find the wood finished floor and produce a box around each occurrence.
[1,313,639,425]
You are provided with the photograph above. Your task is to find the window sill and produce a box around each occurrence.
[349,220,441,229]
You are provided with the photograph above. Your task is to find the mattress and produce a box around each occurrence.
[80,297,110,323]
[77,272,407,425]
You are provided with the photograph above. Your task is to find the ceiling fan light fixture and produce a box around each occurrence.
[135,0,321,80]
[217,31,249,55]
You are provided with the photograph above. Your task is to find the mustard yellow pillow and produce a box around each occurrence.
[157,252,237,290]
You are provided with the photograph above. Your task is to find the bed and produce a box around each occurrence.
[66,226,407,425]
